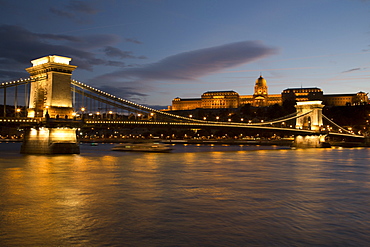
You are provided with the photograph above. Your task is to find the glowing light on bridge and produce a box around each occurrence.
[31,55,72,66]
[0,78,32,87]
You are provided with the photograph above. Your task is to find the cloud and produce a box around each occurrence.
[90,40,278,101]
[65,34,120,49]
[106,61,126,67]
[66,0,99,14]
[49,7,75,19]
[104,46,141,59]
[93,41,278,83]
[98,85,149,102]
[0,25,144,81]
[125,38,143,44]
[49,0,98,23]
[342,68,362,73]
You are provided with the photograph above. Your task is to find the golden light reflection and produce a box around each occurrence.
[50,128,77,141]
[2,146,369,246]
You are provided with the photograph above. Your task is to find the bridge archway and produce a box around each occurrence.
[295,101,324,131]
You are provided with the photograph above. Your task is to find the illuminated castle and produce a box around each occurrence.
[170,75,368,111]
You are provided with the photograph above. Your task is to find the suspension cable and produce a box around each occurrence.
[322,114,353,134]
[247,110,313,126]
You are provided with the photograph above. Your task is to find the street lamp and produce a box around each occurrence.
[16,108,21,117]
[80,107,86,119]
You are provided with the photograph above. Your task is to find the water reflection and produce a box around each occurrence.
[0,144,370,246]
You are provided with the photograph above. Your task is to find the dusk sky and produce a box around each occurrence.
[1,0,369,108]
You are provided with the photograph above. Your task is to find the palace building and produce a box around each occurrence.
[169,76,368,111]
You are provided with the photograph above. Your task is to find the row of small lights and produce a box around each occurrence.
[0,119,37,122]
[72,79,154,111]
[0,78,32,87]
[86,121,170,125]
[84,116,294,128]
[74,109,157,119]
[71,79,203,122]
[83,120,295,129]
[83,119,354,135]
[190,114,293,127]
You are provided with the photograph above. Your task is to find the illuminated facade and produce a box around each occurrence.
[323,92,368,106]
[283,88,369,106]
[21,55,79,154]
[26,55,77,118]
[201,91,240,109]
[282,88,324,102]
[171,76,282,110]
[170,75,368,110]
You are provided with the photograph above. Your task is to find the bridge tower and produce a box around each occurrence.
[295,101,324,131]
[26,55,77,119]
[21,55,79,154]
[293,101,329,148]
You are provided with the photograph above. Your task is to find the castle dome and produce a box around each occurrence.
[255,75,267,87]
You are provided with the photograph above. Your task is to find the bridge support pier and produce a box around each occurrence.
[21,127,80,154]
[21,55,80,154]
[293,135,331,148]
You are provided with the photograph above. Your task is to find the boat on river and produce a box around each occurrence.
[111,142,173,152]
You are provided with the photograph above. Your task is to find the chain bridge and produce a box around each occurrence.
[0,55,367,153]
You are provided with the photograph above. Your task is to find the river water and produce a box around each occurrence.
[0,142,370,246]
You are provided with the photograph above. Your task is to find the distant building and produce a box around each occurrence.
[240,76,282,107]
[169,76,368,111]
[323,91,368,106]
[282,88,324,102]
[201,91,240,109]
[171,97,201,110]
[281,88,369,106]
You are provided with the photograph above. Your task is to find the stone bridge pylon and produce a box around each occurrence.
[21,55,79,154]
[293,101,329,148]
[295,101,324,131]
[26,55,76,119]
